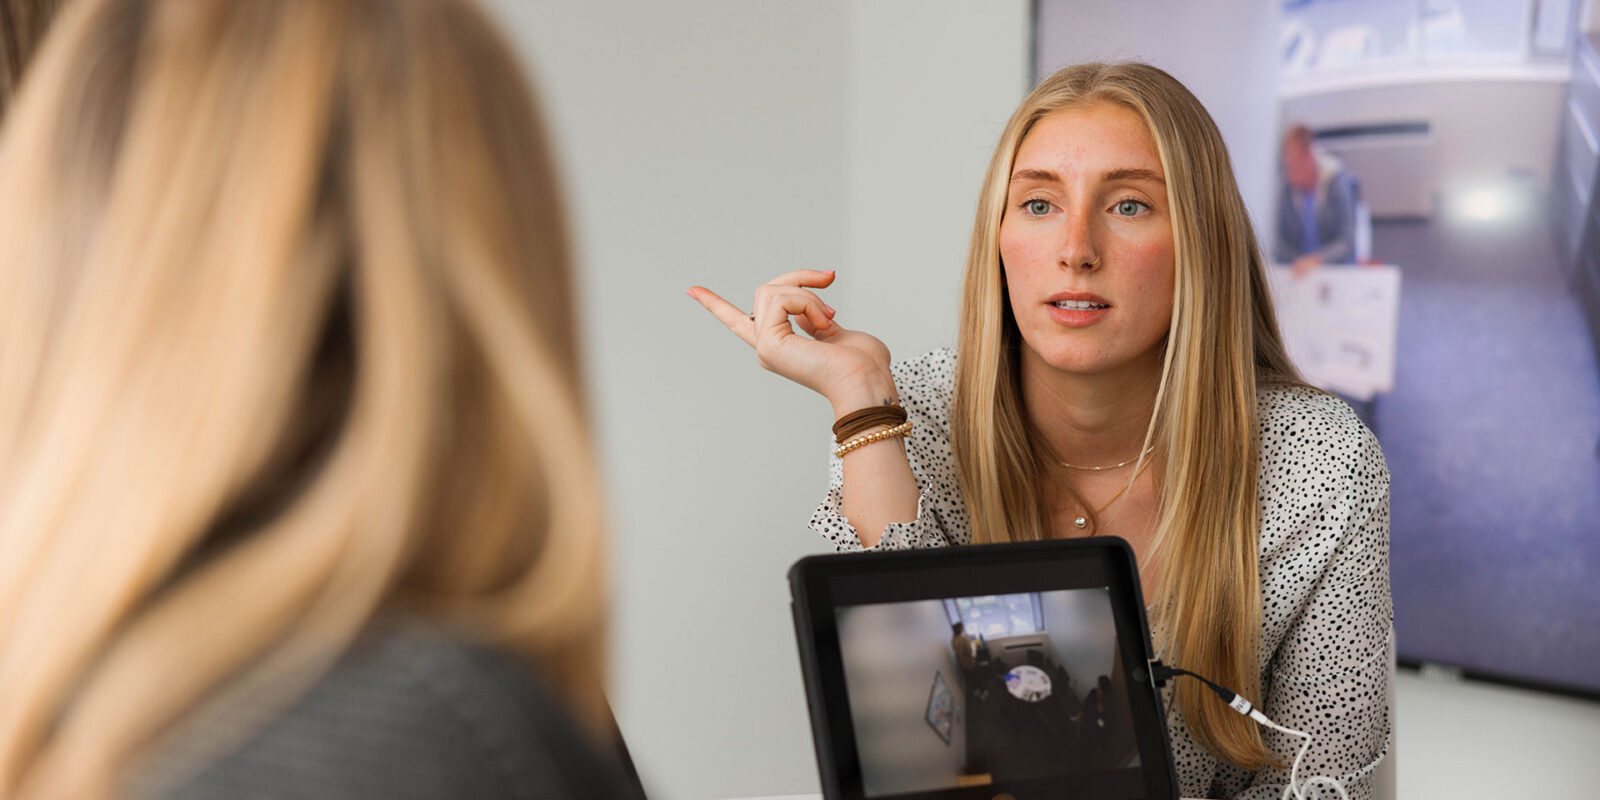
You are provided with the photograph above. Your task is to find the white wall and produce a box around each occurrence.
[840,5,1033,360]
[836,601,968,796]
[489,2,1029,798]
[1040,589,1119,701]
[491,3,846,798]
[1033,0,1282,237]
[1397,670,1600,796]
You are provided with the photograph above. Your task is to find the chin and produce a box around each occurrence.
[1018,332,1161,380]
[1043,357,1121,377]
[1020,342,1115,376]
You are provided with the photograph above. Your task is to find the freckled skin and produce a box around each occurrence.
[999,103,1177,383]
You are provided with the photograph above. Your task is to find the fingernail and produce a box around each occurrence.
[826,269,836,276]
[824,303,837,315]
[685,288,696,298]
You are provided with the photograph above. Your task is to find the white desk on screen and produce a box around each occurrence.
[1266,264,1402,402]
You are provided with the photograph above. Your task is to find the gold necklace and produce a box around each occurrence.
[1059,444,1155,472]
[1073,457,1153,530]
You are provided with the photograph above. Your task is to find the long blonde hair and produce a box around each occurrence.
[0,0,60,118]
[952,62,1300,771]
[0,0,607,796]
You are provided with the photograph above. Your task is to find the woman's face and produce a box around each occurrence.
[999,102,1175,382]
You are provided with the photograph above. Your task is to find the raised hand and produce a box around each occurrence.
[687,270,894,409]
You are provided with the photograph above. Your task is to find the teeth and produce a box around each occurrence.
[1053,300,1108,310]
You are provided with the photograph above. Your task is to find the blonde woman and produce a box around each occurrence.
[691,63,1391,799]
[0,0,60,118]
[0,1,641,799]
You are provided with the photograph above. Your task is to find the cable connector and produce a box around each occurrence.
[1149,660,1177,687]
[1149,660,1254,714]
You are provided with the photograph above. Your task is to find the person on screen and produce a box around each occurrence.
[1273,123,1363,277]
[951,622,980,673]
[1078,675,1114,755]
[1274,124,1382,432]
[690,62,1391,799]
[0,1,642,799]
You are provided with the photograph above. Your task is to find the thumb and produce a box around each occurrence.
[811,318,849,341]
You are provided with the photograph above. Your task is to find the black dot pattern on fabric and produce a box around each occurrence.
[809,348,1393,800]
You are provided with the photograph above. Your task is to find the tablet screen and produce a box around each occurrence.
[790,539,1176,800]
[836,589,1141,797]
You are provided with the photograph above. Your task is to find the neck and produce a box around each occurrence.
[1019,347,1162,471]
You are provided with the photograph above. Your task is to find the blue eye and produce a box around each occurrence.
[1023,199,1052,216]
[1114,199,1147,216]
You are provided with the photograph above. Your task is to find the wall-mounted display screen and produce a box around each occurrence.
[1034,0,1600,700]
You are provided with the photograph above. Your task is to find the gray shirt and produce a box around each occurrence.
[141,622,643,800]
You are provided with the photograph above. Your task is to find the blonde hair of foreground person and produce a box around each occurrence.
[953,62,1302,772]
[0,0,61,117]
[0,0,606,797]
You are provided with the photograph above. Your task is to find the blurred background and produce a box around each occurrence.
[491,1,1600,797]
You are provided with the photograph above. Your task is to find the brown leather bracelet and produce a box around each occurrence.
[831,403,905,436]
[832,404,907,443]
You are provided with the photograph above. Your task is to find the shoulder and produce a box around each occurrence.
[1257,382,1384,475]
[146,622,639,800]
[1255,381,1389,550]
[1322,161,1360,200]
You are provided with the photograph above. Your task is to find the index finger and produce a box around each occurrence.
[687,286,756,347]
[765,269,836,289]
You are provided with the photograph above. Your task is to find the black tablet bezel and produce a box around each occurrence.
[789,537,1178,800]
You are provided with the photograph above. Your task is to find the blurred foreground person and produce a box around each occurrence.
[0,0,61,119]
[0,1,640,798]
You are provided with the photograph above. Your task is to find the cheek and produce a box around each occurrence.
[1124,226,1174,279]
[1121,234,1176,322]
[997,221,1022,274]
[997,223,1023,304]
[998,221,1050,283]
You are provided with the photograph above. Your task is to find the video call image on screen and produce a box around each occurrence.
[835,589,1141,797]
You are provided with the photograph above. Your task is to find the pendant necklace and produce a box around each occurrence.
[1073,457,1154,530]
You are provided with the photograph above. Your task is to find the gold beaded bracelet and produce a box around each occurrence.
[833,419,913,459]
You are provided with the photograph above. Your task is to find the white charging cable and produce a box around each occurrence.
[1239,702,1347,800]
[1152,663,1362,800]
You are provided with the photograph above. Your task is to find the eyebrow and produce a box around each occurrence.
[1008,167,1166,185]
[1104,167,1165,184]
[1009,168,1059,183]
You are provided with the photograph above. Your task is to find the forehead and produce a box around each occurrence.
[1012,103,1163,177]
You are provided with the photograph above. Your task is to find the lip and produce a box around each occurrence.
[1046,291,1111,305]
[1045,291,1111,328]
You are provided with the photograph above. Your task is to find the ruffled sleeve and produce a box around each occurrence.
[807,348,970,552]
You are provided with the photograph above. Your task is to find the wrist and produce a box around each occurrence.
[828,373,898,419]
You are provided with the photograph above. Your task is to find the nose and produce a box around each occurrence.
[1057,201,1099,271]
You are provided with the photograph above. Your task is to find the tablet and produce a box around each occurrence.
[789,537,1177,800]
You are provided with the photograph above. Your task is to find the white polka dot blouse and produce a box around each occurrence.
[810,348,1393,800]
